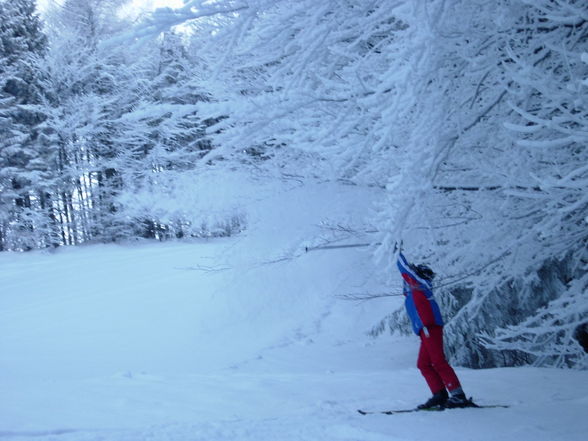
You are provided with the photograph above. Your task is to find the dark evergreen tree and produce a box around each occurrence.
[0,0,48,250]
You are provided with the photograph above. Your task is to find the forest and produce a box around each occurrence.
[1,0,587,369]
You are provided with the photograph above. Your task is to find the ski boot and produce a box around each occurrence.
[445,392,477,408]
[417,389,448,410]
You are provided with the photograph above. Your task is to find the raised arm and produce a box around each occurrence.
[397,252,431,290]
[397,252,437,330]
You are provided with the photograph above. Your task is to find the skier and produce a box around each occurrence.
[396,251,472,409]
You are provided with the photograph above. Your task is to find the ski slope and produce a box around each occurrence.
[1,176,587,441]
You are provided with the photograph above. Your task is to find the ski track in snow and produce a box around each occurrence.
[1,180,587,441]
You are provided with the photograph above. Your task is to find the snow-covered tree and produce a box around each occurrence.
[113,32,214,240]
[38,1,217,245]
[130,0,587,368]
[2,0,585,369]
[0,0,49,250]
[37,0,138,244]
[373,0,588,369]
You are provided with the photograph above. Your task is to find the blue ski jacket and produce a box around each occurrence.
[396,252,444,335]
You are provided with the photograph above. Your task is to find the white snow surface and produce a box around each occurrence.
[1,176,587,441]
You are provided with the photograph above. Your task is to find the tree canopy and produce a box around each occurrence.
[0,0,586,368]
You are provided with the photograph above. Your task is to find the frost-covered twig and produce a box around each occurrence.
[337,291,404,303]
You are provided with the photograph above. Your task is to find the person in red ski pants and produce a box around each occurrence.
[397,252,471,409]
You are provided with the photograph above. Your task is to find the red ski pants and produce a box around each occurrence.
[417,325,461,394]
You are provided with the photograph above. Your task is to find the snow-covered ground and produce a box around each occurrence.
[1,176,587,441]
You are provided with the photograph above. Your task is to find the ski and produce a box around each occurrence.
[357,404,509,415]
[358,408,418,415]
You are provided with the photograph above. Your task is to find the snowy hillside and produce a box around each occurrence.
[1,177,587,441]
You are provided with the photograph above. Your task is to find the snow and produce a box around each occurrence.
[1,177,587,441]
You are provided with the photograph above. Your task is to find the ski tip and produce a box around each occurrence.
[468,398,510,409]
